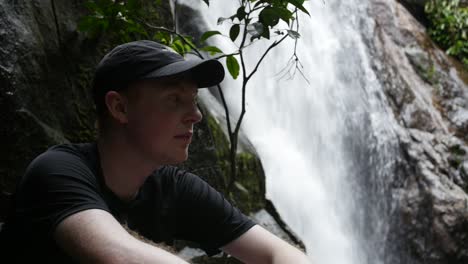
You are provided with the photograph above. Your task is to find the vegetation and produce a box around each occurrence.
[79,0,310,192]
[78,0,163,42]
[206,115,265,212]
[425,0,468,67]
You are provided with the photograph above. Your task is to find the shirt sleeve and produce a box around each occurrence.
[14,147,110,238]
[171,168,256,255]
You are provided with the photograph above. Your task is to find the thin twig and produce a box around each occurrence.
[143,21,204,58]
[217,83,234,146]
[246,34,288,81]
[234,50,248,137]
[275,9,310,84]
[213,52,241,60]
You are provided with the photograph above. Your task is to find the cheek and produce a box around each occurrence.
[129,110,178,141]
[127,97,184,137]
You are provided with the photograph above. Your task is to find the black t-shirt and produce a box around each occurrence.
[1,143,255,262]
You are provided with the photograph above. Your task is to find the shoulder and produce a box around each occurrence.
[20,143,98,188]
[28,143,94,170]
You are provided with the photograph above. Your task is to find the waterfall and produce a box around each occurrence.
[180,0,403,263]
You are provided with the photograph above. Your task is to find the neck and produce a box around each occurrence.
[97,130,160,202]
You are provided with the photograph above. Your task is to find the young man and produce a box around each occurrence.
[1,40,310,263]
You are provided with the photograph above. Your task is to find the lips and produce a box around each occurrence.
[174,132,193,142]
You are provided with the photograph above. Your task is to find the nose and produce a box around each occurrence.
[184,104,203,125]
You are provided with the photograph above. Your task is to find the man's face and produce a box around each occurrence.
[124,77,202,165]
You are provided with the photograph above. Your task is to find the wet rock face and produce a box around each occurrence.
[0,0,98,200]
[397,130,468,263]
[367,0,468,263]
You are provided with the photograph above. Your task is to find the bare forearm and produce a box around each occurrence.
[271,248,310,264]
[222,225,312,264]
[105,238,189,264]
[55,209,189,264]
[242,249,310,264]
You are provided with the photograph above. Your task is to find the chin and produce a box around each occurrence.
[163,151,189,165]
[178,153,189,163]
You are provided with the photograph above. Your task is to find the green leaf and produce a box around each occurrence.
[200,45,224,55]
[183,44,193,53]
[126,0,141,11]
[259,7,280,27]
[171,40,185,55]
[181,35,196,48]
[200,30,222,42]
[77,16,97,32]
[230,24,240,41]
[84,1,99,12]
[289,0,310,16]
[236,6,246,20]
[287,29,301,39]
[274,7,293,24]
[226,55,240,79]
[153,31,171,45]
[261,23,270,39]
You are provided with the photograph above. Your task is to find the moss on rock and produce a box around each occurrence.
[204,114,267,214]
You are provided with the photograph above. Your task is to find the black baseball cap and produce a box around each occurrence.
[92,40,225,112]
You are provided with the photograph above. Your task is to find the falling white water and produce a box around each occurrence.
[179,0,402,263]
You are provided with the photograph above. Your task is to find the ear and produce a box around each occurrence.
[104,91,129,124]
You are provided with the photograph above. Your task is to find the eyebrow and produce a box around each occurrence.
[162,86,198,96]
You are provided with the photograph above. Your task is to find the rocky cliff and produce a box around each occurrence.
[0,0,95,217]
[367,0,468,263]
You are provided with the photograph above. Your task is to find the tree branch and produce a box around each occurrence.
[238,6,251,51]
[276,9,310,84]
[217,84,233,145]
[143,21,204,58]
[233,50,248,138]
[246,34,288,81]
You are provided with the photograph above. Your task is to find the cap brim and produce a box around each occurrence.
[142,58,225,88]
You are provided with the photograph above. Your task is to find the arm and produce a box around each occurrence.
[222,225,311,264]
[54,209,189,264]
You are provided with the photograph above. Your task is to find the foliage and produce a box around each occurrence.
[425,0,468,67]
[78,0,149,41]
[202,0,306,80]
[206,115,265,213]
[194,0,308,191]
[78,0,195,54]
[79,0,307,76]
[79,0,310,191]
